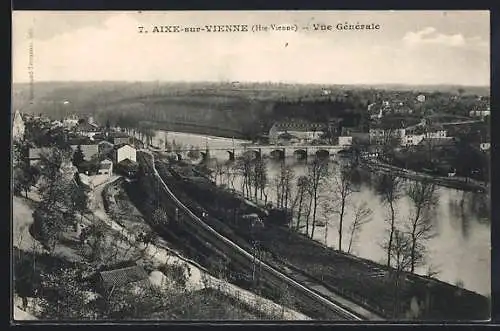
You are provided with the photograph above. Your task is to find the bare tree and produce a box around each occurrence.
[331,163,354,251]
[213,159,226,186]
[306,158,329,239]
[151,207,168,227]
[291,175,310,231]
[223,162,236,189]
[320,198,336,247]
[235,155,253,198]
[347,201,372,254]
[274,162,295,209]
[254,158,268,203]
[405,180,437,273]
[388,228,413,318]
[376,173,403,267]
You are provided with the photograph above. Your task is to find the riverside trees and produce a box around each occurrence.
[405,180,437,273]
[376,173,403,267]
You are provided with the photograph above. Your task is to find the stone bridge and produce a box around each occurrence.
[151,144,347,161]
[198,144,346,161]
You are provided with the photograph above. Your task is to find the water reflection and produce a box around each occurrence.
[153,130,491,296]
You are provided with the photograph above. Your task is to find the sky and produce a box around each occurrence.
[12,11,490,86]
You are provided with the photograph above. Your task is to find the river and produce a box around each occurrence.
[152,130,491,296]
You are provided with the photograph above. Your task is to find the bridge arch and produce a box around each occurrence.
[176,153,183,161]
[243,149,261,160]
[315,149,330,159]
[270,149,285,160]
[200,151,208,161]
[293,149,308,160]
[227,150,235,161]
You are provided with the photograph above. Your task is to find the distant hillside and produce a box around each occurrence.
[11,81,489,138]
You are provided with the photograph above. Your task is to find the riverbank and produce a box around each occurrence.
[358,156,488,193]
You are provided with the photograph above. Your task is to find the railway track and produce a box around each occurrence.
[137,151,383,321]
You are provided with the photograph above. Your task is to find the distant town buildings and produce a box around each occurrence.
[12,110,25,141]
[369,119,410,145]
[417,94,426,102]
[469,110,490,118]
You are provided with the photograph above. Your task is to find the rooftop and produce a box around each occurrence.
[114,143,136,151]
[99,163,112,170]
[418,137,456,148]
[273,121,326,132]
[98,140,114,146]
[118,158,138,167]
[28,147,53,159]
[371,117,421,130]
[99,265,149,290]
[76,122,100,132]
[405,126,426,135]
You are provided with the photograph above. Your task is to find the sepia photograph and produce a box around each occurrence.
[11,10,491,322]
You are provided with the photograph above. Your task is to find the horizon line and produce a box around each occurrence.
[12,80,491,89]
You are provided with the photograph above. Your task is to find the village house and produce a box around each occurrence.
[113,144,137,164]
[369,120,408,145]
[97,265,150,297]
[402,126,426,147]
[338,136,353,147]
[424,124,448,139]
[98,158,113,176]
[110,132,131,145]
[12,110,25,141]
[75,121,100,138]
[268,121,327,145]
[70,144,99,161]
[28,147,53,166]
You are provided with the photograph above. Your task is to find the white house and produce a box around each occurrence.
[469,110,491,118]
[480,142,490,151]
[402,125,426,146]
[98,159,113,176]
[113,144,137,164]
[12,110,25,141]
[424,124,448,139]
[338,136,353,147]
[369,124,406,145]
[416,94,426,102]
[268,121,326,145]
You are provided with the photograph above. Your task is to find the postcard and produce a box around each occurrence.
[11,10,491,322]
